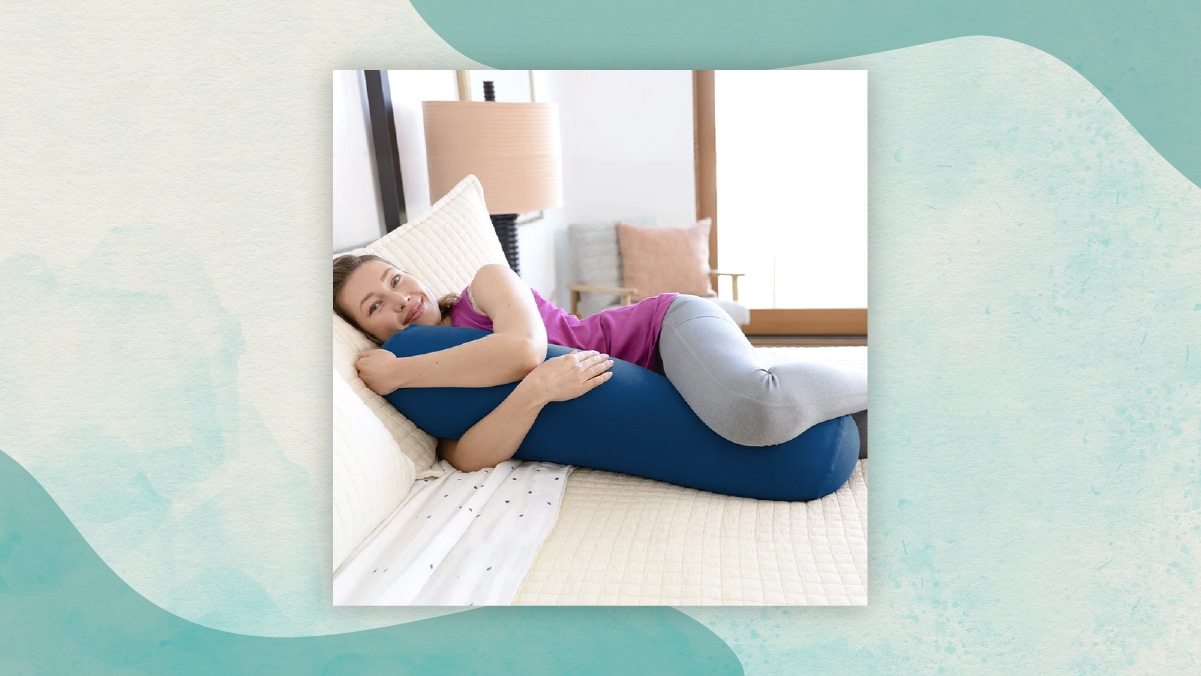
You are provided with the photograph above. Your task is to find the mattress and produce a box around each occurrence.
[513,345,869,605]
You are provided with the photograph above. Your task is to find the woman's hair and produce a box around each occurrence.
[333,253,460,341]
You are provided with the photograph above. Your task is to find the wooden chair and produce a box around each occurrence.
[565,217,749,324]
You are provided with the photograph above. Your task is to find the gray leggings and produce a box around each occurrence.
[658,295,868,447]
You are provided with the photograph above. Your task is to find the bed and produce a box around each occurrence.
[332,176,868,606]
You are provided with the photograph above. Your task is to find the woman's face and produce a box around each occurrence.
[338,260,443,342]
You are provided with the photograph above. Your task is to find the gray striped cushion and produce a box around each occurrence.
[568,215,659,317]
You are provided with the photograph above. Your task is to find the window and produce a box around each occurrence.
[695,71,868,337]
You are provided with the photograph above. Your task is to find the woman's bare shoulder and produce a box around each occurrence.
[471,263,511,284]
[468,264,529,308]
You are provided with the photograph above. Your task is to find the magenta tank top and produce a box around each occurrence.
[449,287,678,372]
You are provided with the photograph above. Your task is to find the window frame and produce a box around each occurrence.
[693,70,867,339]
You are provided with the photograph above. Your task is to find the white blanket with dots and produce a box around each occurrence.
[333,459,572,606]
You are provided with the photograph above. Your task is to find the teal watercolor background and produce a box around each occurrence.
[688,39,1200,672]
[0,451,738,673]
[410,0,1201,193]
[3,1,1201,674]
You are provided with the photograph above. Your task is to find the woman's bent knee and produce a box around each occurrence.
[661,294,736,330]
[718,395,808,447]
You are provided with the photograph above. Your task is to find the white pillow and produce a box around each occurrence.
[332,367,416,573]
[332,174,509,475]
[353,174,509,300]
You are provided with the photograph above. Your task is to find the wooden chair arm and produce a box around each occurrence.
[567,283,639,316]
[707,271,744,302]
[567,283,639,295]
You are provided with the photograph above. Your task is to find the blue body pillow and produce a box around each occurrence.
[381,326,858,501]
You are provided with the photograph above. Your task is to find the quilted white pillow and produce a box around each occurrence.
[353,174,509,301]
[333,175,510,475]
[332,367,416,573]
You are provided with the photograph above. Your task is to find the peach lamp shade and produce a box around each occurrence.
[422,101,564,215]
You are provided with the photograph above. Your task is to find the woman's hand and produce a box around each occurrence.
[438,350,613,473]
[356,349,403,395]
[518,350,614,405]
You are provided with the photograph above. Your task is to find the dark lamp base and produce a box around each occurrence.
[490,213,520,275]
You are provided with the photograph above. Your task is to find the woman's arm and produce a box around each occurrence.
[358,264,549,393]
[438,350,613,472]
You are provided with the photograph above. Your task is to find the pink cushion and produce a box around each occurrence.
[617,219,714,301]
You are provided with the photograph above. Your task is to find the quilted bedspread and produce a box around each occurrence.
[513,345,869,605]
[515,462,868,605]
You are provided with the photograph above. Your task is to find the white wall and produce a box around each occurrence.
[332,70,460,252]
[332,71,384,252]
[531,70,696,306]
[333,70,697,308]
[386,70,461,219]
[549,70,696,226]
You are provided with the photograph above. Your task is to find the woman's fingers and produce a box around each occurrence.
[584,357,614,379]
[578,352,607,367]
[546,351,612,395]
[586,371,614,389]
[561,350,597,365]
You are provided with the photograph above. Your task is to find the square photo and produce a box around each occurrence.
[331,70,868,606]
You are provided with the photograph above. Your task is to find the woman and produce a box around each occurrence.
[333,254,867,472]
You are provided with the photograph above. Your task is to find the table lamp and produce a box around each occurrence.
[422,82,563,275]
